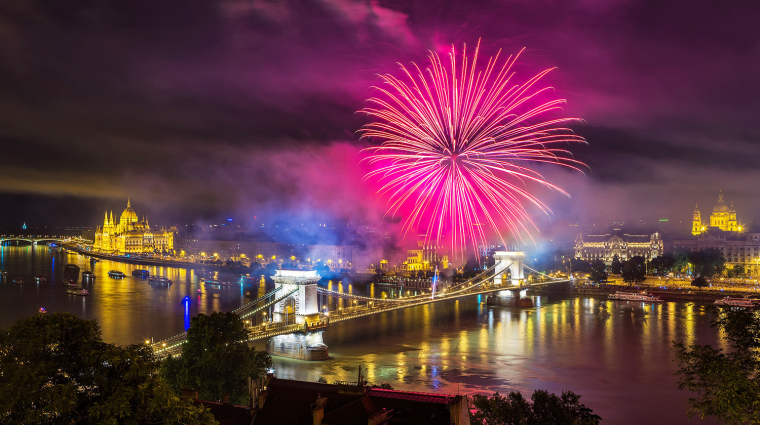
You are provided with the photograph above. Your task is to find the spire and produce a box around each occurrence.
[127,198,131,208]
[104,211,108,225]
[110,210,114,225]
[718,189,724,202]
[694,202,699,211]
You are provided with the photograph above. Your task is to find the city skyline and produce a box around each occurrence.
[1,0,760,246]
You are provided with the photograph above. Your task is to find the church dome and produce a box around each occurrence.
[713,202,729,213]
[120,199,138,223]
[712,191,729,213]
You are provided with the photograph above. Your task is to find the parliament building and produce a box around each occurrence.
[93,200,176,254]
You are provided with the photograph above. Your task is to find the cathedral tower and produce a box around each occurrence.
[692,203,702,235]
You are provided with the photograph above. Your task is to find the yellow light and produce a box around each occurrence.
[145,340,150,344]
[240,254,246,258]
[271,255,276,260]
[291,256,296,260]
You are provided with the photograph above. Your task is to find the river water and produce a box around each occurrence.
[0,244,720,424]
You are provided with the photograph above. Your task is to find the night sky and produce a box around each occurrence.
[1,0,759,238]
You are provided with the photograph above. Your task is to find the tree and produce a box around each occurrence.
[569,258,589,274]
[674,306,760,424]
[732,264,745,277]
[649,254,676,276]
[691,276,709,290]
[471,390,601,425]
[588,260,608,284]
[160,312,272,405]
[621,256,646,285]
[688,248,726,278]
[0,312,217,425]
[610,255,622,275]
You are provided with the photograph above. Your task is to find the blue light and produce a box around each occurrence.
[226,218,233,222]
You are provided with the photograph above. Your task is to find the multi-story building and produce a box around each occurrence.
[674,228,760,274]
[305,245,355,269]
[692,191,739,235]
[574,232,663,263]
[173,239,288,264]
[401,241,449,272]
[93,200,175,254]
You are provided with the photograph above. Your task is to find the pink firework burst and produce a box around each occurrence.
[360,41,587,255]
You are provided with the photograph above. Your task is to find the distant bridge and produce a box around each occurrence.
[0,235,68,244]
[151,251,572,358]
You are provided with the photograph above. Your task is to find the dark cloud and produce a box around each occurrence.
[0,0,759,239]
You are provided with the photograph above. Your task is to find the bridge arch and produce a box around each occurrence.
[493,251,525,285]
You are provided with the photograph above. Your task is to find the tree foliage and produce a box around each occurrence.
[471,390,601,425]
[688,248,726,278]
[691,276,709,290]
[0,312,217,425]
[674,306,760,424]
[648,254,676,276]
[588,260,608,284]
[610,255,622,275]
[621,256,646,285]
[160,312,272,405]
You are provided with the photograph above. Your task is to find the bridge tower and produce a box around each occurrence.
[267,270,328,361]
[493,251,525,285]
[271,269,319,323]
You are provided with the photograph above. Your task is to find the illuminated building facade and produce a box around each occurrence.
[93,200,175,254]
[674,228,760,274]
[401,241,449,272]
[692,190,739,235]
[574,232,663,263]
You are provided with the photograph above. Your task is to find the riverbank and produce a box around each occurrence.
[64,245,251,273]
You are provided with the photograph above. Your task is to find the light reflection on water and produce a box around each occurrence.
[1,245,724,424]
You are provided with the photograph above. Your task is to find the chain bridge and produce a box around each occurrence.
[152,251,571,360]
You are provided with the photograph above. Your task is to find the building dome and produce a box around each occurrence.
[120,199,139,223]
[712,191,729,213]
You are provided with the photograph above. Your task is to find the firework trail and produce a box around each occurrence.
[360,41,587,255]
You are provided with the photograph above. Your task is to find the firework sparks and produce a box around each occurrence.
[360,41,587,255]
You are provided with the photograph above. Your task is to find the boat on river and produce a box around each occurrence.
[34,275,47,282]
[149,276,172,285]
[202,278,234,286]
[108,270,127,278]
[82,271,95,280]
[133,269,150,278]
[0,269,7,276]
[62,279,78,287]
[714,297,759,308]
[66,286,89,296]
[608,291,663,302]
[13,277,24,285]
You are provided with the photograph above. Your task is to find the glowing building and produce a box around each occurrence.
[574,233,663,264]
[692,190,739,235]
[93,199,175,254]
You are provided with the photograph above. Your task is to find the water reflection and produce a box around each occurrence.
[273,295,720,425]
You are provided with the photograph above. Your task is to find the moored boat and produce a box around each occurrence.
[62,279,78,287]
[608,291,663,302]
[13,277,24,285]
[1,269,8,276]
[202,278,234,286]
[34,275,47,282]
[66,287,89,296]
[714,297,759,308]
[108,270,126,278]
[149,276,172,284]
[82,271,95,280]
[132,269,150,277]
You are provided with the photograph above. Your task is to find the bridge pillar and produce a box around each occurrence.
[271,270,319,322]
[493,251,525,286]
[269,270,328,361]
